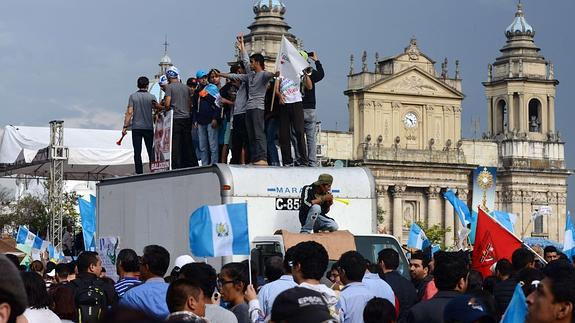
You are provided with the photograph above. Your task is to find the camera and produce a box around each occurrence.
[306,51,315,58]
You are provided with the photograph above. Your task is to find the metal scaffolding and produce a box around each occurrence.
[48,120,68,250]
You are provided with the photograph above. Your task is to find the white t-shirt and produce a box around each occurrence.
[24,308,62,323]
[279,77,302,104]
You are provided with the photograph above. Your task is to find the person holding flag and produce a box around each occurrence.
[218,34,279,166]
[274,47,312,167]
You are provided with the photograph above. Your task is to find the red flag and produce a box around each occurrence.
[472,208,523,278]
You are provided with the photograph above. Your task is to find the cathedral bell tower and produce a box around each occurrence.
[483,2,569,240]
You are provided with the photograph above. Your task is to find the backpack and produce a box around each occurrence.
[72,278,107,322]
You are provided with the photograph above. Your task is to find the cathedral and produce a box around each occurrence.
[155,1,569,245]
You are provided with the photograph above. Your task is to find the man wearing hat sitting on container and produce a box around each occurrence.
[299,173,338,233]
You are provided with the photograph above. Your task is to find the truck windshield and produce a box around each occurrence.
[354,236,410,279]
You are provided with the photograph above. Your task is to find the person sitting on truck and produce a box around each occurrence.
[290,241,339,319]
[298,173,338,233]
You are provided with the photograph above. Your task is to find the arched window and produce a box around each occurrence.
[528,98,542,133]
[496,99,508,134]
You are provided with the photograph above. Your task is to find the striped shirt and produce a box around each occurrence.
[114,277,141,297]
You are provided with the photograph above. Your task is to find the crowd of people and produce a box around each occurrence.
[123,34,325,174]
[2,240,575,323]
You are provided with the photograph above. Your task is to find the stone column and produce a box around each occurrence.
[392,185,406,239]
[444,189,455,247]
[427,186,441,226]
[549,95,556,134]
[487,98,493,135]
[376,185,390,234]
[518,93,525,133]
[507,93,514,132]
[557,192,567,242]
[547,191,558,241]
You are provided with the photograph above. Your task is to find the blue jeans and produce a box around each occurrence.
[300,205,339,233]
[198,123,219,165]
[303,109,317,166]
[265,116,280,166]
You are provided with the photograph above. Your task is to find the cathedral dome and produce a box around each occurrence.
[253,0,286,15]
[160,53,172,65]
[505,3,534,37]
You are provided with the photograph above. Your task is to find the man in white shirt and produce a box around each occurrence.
[257,249,298,319]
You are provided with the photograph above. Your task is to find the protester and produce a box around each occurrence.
[526,260,575,323]
[164,66,198,169]
[290,241,338,319]
[406,251,469,323]
[0,255,27,323]
[363,262,395,306]
[194,69,221,165]
[298,173,337,233]
[30,260,44,277]
[120,245,170,320]
[336,251,376,323]
[270,287,333,323]
[443,293,496,323]
[229,43,250,165]
[257,249,297,319]
[219,65,241,163]
[517,267,544,297]
[48,263,75,321]
[264,83,281,166]
[179,262,238,323]
[114,248,141,297]
[492,258,515,318]
[363,297,397,323]
[166,255,195,283]
[165,279,208,322]
[378,248,416,321]
[301,51,325,167]
[65,251,117,322]
[218,262,250,323]
[544,245,560,263]
[409,250,432,301]
[62,225,74,256]
[326,262,343,291]
[122,76,160,174]
[275,53,310,167]
[219,34,279,166]
[20,272,61,323]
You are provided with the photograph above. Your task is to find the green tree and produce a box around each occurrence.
[415,220,451,249]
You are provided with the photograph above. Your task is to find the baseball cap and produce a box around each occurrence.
[174,255,195,270]
[196,70,208,78]
[159,75,169,86]
[443,294,496,323]
[166,66,180,79]
[0,255,28,317]
[271,287,333,323]
[314,174,333,186]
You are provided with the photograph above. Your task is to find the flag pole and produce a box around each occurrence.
[270,77,279,112]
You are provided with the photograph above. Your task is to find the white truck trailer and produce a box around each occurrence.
[97,165,377,265]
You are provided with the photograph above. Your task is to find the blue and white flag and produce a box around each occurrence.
[407,223,430,250]
[501,283,527,323]
[563,211,575,260]
[189,203,250,257]
[79,195,97,251]
[16,226,36,248]
[32,236,43,250]
[443,190,472,226]
[491,211,517,234]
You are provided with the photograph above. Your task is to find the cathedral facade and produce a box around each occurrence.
[234,1,569,245]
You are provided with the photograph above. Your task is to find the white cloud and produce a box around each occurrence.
[62,104,123,130]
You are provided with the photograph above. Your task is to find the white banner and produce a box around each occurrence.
[274,36,309,87]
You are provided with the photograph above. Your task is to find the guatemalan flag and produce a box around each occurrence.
[407,223,430,251]
[16,226,36,248]
[563,211,575,260]
[189,203,250,257]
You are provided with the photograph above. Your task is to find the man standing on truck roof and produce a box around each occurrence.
[298,173,338,233]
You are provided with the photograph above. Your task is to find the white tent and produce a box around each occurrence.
[0,125,149,180]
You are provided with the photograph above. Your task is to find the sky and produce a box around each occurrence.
[0,0,574,211]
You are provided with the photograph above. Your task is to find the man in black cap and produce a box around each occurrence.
[0,254,28,323]
[271,287,333,323]
[298,173,338,233]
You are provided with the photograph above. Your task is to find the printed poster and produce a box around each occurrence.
[151,110,173,172]
[97,236,120,282]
